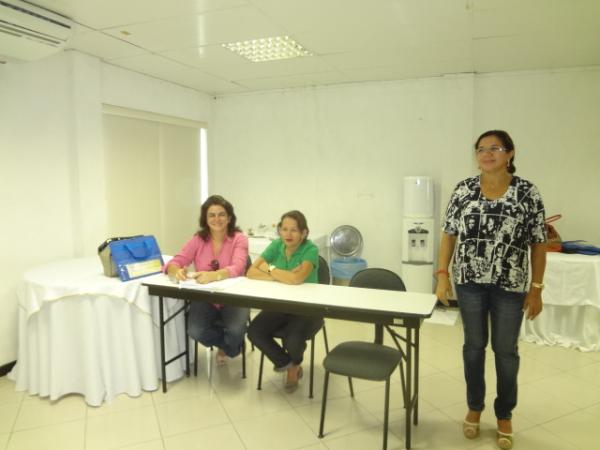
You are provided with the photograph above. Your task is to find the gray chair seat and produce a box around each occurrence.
[324,341,401,381]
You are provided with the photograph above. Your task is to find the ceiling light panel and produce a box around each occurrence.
[223,36,312,62]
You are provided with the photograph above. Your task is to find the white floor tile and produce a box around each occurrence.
[7,420,85,450]
[0,403,20,434]
[389,409,494,450]
[13,395,86,431]
[215,377,292,421]
[295,443,328,450]
[233,409,320,450]
[541,410,600,449]
[154,395,229,437]
[86,405,160,450]
[419,372,466,409]
[516,383,580,425]
[512,425,580,450]
[295,396,380,439]
[0,433,9,450]
[163,423,245,450]
[0,379,23,407]
[525,344,597,371]
[87,391,154,417]
[532,372,600,408]
[120,440,165,450]
[565,361,600,388]
[322,425,403,450]
[151,376,218,405]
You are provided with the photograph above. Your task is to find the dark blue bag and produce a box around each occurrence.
[561,240,600,255]
[109,235,164,281]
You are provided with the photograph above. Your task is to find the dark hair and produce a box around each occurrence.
[278,210,309,243]
[197,195,240,240]
[474,129,516,174]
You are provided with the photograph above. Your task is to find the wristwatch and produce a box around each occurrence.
[268,264,276,273]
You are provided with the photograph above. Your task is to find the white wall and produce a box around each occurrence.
[0,51,213,365]
[474,67,600,243]
[211,67,600,277]
[211,75,475,274]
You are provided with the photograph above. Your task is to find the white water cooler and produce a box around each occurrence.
[402,176,434,293]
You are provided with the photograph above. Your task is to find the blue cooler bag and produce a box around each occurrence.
[109,235,164,281]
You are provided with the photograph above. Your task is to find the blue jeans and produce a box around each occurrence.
[188,303,249,357]
[456,283,525,420]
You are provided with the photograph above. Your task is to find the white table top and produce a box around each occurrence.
[20,256,173,317]
[143,275,437,319]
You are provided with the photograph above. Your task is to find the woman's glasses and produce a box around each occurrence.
[210,259,220,271]
[476,146,507,154]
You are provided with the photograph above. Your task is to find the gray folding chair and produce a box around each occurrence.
[318,268,407,450]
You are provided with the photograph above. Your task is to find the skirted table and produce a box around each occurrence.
[520,252,600,351]
[9,257,187,405]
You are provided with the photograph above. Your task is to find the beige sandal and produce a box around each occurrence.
[463,420,480,439]
[496,430,514,450]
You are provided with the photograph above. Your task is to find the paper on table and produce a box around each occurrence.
[424,307,459,326]
[177,277,244,291]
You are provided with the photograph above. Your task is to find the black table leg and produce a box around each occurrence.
[405,326,413,449]
[184,300,190,377]
[159,295,167,393]
[414,324,420,426]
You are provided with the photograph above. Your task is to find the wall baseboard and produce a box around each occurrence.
[0,360,16,377]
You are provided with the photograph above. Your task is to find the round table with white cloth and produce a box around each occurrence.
[520,252,600,351]
[8,257,187,405]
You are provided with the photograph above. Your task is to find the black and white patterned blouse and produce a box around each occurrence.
[443,175,547,293]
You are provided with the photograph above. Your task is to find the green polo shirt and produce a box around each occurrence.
[261,238,319,284]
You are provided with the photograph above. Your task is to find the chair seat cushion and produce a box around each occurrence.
[323,341,402,381]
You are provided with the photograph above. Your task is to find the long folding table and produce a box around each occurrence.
[143,275,437,449]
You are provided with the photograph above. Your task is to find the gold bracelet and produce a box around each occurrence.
[531,281,544,290]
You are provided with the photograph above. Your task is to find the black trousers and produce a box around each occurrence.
[248,311,323,368]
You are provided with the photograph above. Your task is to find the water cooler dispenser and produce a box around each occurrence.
[402,176,434,293]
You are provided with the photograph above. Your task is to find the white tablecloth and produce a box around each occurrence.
[520,252,600,351]
[8,257,188,405]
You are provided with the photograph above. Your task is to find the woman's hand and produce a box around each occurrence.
[168,265,188,282]
[194,271,216,284]
[523,289,543,320]
[258,261,270,273]
[435,274,453,306]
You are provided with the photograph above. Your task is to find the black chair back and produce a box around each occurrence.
[350,268,406,292]
[245,256,252,275]
[318,255,331,285]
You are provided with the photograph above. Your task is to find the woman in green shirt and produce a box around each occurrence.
[247,210,321,391]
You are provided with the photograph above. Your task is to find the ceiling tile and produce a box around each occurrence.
[235,70,347,91]
[68,31,147,60]
[161,46,336,80]
[103,6,286,52]
[32,0,250,30]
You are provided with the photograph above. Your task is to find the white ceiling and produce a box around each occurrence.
[29,0,600,96]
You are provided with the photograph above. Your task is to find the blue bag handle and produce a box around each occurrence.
[123,240,152,260]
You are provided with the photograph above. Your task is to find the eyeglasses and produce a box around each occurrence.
[210,259,220,271]
[476,146,508,154]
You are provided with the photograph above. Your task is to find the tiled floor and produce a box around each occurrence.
[2,315,600,450]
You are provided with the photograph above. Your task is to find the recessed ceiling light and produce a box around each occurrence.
[222,36,312,62]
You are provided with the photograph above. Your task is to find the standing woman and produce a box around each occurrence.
[166,195,249,363]
[436,130,547,450]
[246,210,321,391]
